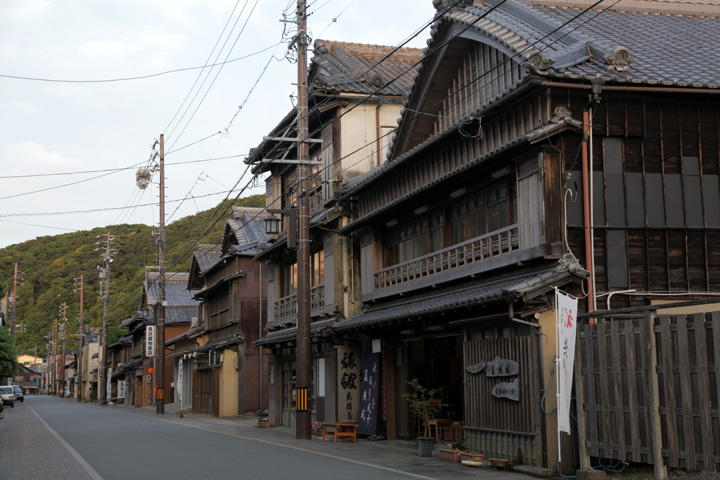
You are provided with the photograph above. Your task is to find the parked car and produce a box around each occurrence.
[0,386,15,408]
[12,386,23,402]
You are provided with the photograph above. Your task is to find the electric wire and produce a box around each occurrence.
[0,154,245,179]
[0,190,231,218]
[166,0,253,142]
[163,0,245,135]
[0,43,284,84]
[167,0,261,151]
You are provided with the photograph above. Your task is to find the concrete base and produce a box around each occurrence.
[511,465,554,477]
[576,469,607,480]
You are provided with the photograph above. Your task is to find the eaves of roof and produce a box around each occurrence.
[253,318,338,347]
[168,334,243,358]
[332,260,588,333]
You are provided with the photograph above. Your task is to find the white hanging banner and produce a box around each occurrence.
[178,359,183,404]
[556,288,578,436]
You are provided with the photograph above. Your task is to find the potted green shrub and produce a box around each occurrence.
[402,378,439,457]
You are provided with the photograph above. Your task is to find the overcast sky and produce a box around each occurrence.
[0,0,436,249]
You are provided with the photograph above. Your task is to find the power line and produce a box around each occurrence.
[0,154,244,179]
[0,190,233,218]
[0,42,284,84]
[167,0,262,152]
[163,0,245,135]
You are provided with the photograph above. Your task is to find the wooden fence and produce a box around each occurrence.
[464,335,542,466]
[577,311,720,473]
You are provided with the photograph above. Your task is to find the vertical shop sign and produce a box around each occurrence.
[358,352,380,436]
[336,346,361,422]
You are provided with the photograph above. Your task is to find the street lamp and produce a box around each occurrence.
[264,215,281,236]
[265,208,297,246]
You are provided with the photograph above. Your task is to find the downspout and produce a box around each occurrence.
[585,79,603,317]
[508,302,548,468]
[582,110,595,317]
[259,262,263,413]
[376,103,382,167]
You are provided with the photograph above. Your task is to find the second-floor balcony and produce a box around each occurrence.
[271,284,325,329]
[370,224,522,300]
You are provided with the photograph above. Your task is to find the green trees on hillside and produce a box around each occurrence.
[0,194,264,357]
[0,326,18,378]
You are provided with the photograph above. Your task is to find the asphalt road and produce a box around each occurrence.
[0,396,525,480]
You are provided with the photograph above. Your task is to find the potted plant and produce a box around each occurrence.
[402,378,440,457]
[439,447,461,462]
[311,421,324,436]
[490,458,510,469]
[257,416,271,428]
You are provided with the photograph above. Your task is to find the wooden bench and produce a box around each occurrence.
[321,423,358,443]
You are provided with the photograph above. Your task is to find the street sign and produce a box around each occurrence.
[145,326,155,357]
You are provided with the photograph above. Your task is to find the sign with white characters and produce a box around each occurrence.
[492,378,520,401]
[556,288,578,437]
[336,347,361,422]
[358,353,380,436]
[145,326,155,357]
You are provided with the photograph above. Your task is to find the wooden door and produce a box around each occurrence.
[197,367,213,414]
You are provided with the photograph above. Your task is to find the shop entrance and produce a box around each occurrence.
[406,335,465,440]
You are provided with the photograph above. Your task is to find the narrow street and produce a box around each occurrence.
[0,396,525,480]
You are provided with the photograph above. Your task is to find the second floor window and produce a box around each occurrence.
[384,176,516,266]
[280,250,324,297]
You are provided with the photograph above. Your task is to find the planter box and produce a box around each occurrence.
[459,452,483,463]
[439,449,461,463]
[257,422,271,428]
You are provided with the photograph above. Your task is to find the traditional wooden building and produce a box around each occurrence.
[183,206,269,417]
[116,272,196,408]
[248,40,422,428]
[329,0,719,471]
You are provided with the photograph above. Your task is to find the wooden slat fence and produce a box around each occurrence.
[578,311,720,472]
[464,335,541,466]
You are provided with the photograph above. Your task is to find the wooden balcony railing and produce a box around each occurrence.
[272,284,326,327]
[374,225,519,290]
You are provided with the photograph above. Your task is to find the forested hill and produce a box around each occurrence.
[0,194,264,357]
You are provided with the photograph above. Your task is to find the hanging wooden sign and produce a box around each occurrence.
[492,378,520,401]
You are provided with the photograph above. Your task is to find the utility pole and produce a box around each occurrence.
[74,274,84,401]
[295,0,312,441]
[98,231,115,406]
[11,263,18,341]
[59,303,67,397]
[52,319,58,395]
[136,135,166,414]
[157,134,166,415]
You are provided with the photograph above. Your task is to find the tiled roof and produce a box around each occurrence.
[165,306,197,325]
[224,206,269,256]
[338,0,718,204]
[311,40,423,97]
[193,244,222,275]
[333,262,585,332]
[144,272,198,308]
[438,0,718,88]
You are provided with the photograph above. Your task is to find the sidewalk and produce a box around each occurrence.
[0,400,97,480]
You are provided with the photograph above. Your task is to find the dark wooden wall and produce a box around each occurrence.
[557,90,720,309]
